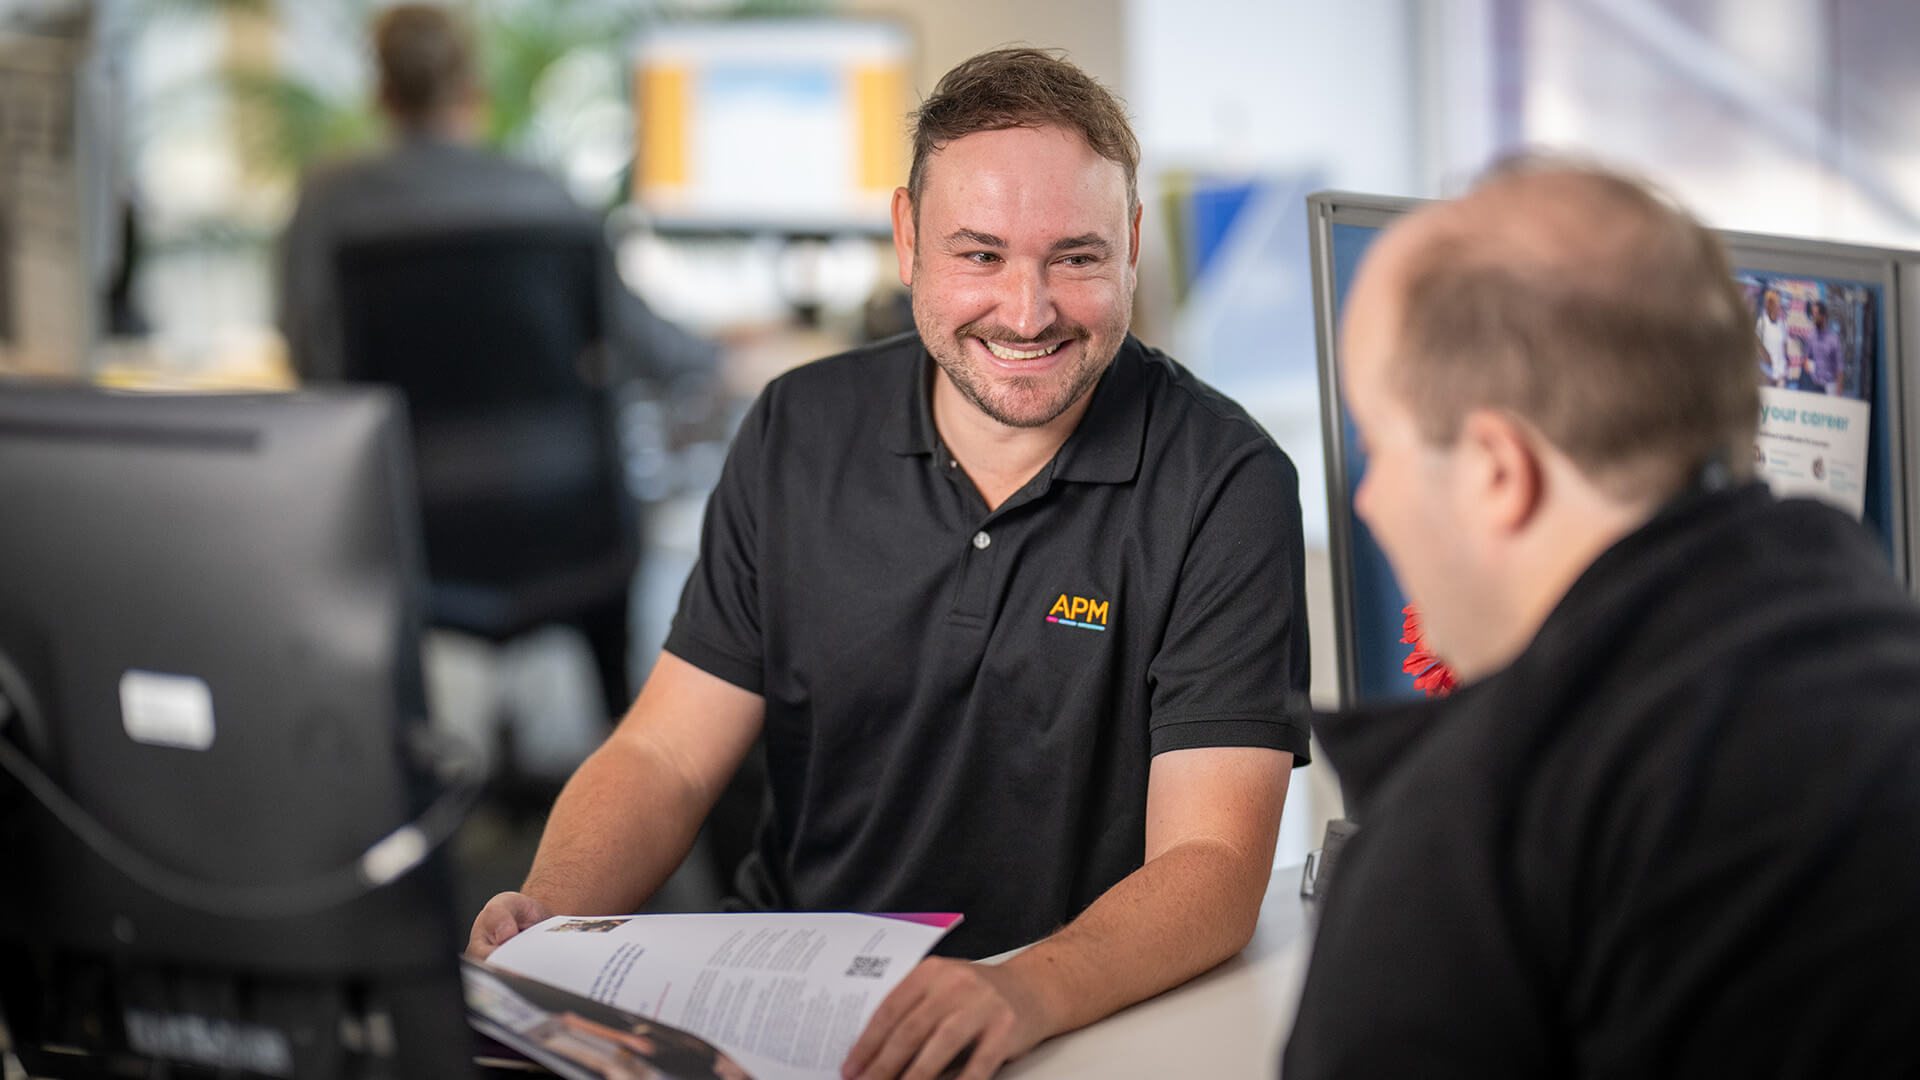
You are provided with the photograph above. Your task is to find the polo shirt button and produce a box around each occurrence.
[972,531,992,550]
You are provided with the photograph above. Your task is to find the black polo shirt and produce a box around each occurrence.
[664,332,1311,958]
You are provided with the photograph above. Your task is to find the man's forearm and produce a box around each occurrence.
[518,735,709,915]
[1000,836,1273,1039]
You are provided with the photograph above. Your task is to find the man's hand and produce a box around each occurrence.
[466,891,553,960]
[840,957,1049,1080]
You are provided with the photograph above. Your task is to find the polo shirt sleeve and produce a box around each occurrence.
[662,389,770,695]
[1146,442,1312,764]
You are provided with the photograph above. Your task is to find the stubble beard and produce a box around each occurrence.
[915,296,1130,430]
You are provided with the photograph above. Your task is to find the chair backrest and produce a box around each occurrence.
[334,224,636,599]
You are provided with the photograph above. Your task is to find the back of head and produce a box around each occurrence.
[1392,156,1759,503]
[374,4,476,129]
[909,47,1139,217]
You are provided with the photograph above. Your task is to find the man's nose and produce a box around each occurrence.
[1001,262,1056,341]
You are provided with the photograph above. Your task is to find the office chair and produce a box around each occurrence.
[334,223,638,739]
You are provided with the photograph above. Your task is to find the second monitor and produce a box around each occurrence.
[0,384,478,1079]
[1308,191,1920,707]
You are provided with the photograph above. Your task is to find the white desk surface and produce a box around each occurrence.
[2,869,1316,1080]
[998,862,1314,1079]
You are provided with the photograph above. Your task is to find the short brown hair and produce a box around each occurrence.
[908,47,1139,216]
[1392,157,1759,499]
[374,4,476,125]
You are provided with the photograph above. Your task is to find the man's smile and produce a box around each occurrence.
[977,337,1070,365]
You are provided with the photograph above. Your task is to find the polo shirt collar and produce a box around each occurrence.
[879,337,941,457]
[878,334,1148,487]
[1315,480,1777,818]
[1051,336,1148,485]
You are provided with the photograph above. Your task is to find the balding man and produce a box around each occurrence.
[1284,160,1920,1076]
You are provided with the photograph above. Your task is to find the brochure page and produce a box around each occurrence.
[464,958,753,1080]
[485,912,961,1080]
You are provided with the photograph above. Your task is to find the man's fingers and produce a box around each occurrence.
[954,1014,1017,1080]
[466,913,507,960]
[842,961,938,1077]
[843,959,1032,1080]
[490,907,525,940]
[510,894,553,930]
[466,892,548,960]
[900,1012,986,1080]
[853,995,948,1080]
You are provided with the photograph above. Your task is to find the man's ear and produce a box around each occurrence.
[1458,409,1543,537]
[1128,201,1143,271]
[890,187,916,287]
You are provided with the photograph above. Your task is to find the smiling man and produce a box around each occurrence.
[469,48,1310,1080]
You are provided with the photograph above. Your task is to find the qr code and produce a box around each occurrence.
[846,955,890,978]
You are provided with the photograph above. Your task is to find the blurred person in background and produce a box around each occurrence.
[1755,285,1788,386]
[1808,299,1843,394]
[276,3,713,386]
[1285,158,1920,1077]
[277,3,728,846]
[470,47,1312,1080]
[1786,335,1820,392]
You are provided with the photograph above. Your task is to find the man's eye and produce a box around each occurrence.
[965,251,1000,265]
[1060,254,1096,267]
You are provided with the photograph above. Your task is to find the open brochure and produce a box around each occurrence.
[465,958,750,1079]
[471,911,962,1080]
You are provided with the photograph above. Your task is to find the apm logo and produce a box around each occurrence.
[1046,594,1111,633]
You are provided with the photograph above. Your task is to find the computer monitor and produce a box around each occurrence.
[0,384,477,1079]
[630,18,911,234]
[1308,190,1920,708]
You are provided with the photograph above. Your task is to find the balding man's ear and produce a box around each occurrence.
[1459,409,1543,536]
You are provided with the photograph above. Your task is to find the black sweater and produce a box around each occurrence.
[1286,484,1920,1078]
